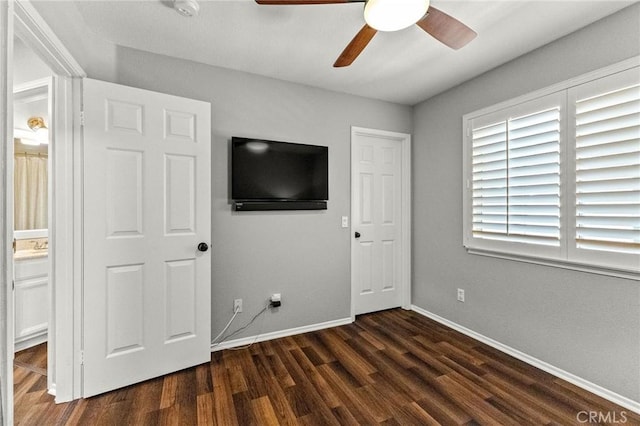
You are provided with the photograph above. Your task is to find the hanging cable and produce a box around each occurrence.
[211,305,240,344]
[212,302,269,349]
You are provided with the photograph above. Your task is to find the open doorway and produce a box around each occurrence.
[12,35,53,415]
[2,3,85,423]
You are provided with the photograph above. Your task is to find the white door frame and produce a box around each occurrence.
[350,126,412,321]
[2,2,85,421]
[1,2,15,423]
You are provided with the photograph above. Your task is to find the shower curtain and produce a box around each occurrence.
[14,155,48,230]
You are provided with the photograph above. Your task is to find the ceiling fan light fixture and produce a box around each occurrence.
[174,0,200,17]
[364,0,429,32]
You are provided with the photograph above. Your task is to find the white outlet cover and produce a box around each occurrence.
[457,289,465,302]
[341,216,349,228]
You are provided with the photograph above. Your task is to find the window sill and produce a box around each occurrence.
[466,248,640,281]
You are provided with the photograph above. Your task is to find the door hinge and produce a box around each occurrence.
[12,280,14,291]
[80,111,85,127]
[80,350,84,365]
[12,238,16,253]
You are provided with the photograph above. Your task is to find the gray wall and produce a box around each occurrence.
[412,4,640,401]
[105,47,412,339]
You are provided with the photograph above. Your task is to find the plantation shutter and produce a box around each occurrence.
[471,121,508,239]
[573,78,640,256]
[470,94,562,249]
[507,107,561,246]
[466,64,639,273]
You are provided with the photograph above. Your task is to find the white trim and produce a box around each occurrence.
[14,229,48,240]
[467,248,639,281]
[400,131,412,311]
[71,77,83,401]
[50,75,79,402]
[411,305,640,415]
[13,77,50,93]
[1,2,14,424]
[13,0,85,78]
[350,126,412,320]
[14,331,47,352]
[211,317,352,352]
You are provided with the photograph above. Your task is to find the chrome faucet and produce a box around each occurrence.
[33,240,48,250]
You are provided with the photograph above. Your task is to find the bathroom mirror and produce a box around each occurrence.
[13,80,50,238]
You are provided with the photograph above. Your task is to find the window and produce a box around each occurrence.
[568,67,640,272]
[464,62,640,276]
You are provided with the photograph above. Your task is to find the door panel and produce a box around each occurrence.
[165,154,196,234]
[164,259,196,342]
[352,132,403,315]
[106,149,143,236]
[83,79,211,397]
[105,264,144,357]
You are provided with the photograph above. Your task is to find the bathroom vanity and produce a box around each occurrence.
[14,238,48,351]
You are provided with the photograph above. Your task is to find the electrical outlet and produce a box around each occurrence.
[270,293,282,308]
[457,288,465,302]
[341,216,349,228]
[234,298,243,313]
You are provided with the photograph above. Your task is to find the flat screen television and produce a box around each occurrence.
[231,137,328,211]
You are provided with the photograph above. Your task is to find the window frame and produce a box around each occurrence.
[463,57,640,279]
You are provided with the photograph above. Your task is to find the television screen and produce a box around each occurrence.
[232,137,328,202]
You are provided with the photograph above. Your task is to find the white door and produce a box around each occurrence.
[351,128,410,315]
[82,79,211,397]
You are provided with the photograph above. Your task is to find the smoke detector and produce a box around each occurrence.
[174,0,199,17]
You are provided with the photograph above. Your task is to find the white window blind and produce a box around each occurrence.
[471,121,507,238]
[574,82,640,255]
[464,60,640,276]
[471,106,561,247]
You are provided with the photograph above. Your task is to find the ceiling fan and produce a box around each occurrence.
[255,0,477,67]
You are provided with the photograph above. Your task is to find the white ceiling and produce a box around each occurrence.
[36,0,636,105]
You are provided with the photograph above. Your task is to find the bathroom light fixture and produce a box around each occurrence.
[27,116,47,131]
[20,117,49,145]
[364,0,430,32]
[174,0,199,17]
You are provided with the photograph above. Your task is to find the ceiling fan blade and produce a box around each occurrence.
[334,24,377,68]
[256,0,360,4]
[416,6,477,50]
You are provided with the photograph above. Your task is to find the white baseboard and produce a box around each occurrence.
[15,333,47,352]
[411,305,640,415]
[48,383,56,397]
[211,317,353,352]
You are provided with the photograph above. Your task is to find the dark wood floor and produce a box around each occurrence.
[14,309,638,425]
